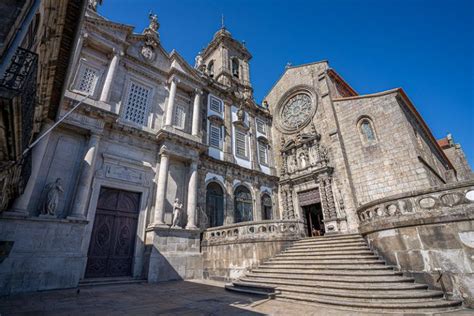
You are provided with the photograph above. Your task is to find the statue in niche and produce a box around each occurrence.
[171,198,184,228]
[320,145,329,162]
[299,152,308,169]
[40,178,64,217]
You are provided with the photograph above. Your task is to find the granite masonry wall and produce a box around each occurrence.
[359,181,474,307]
[201,220,304,281]
[0,217,88,295]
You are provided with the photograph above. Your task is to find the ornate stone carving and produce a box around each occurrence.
[141,12,160,63]
[171,198,184,228]
[280,93,313,131]
[39,178,64,217]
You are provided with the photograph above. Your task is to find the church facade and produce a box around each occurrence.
[1,3,473,307]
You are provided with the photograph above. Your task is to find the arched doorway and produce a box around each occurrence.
[261,194,272,220]
[206,182,224,227]
[234,186,253,223]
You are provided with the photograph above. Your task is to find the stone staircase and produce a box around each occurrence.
[226,233,463,313]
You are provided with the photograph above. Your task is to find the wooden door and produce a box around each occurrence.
[85,187,140,278]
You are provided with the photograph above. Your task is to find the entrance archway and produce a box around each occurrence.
[261,194,272,220]
[206,182,224,227]
[234,185,253,223]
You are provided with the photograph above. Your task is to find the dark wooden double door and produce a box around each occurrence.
[85,188,140,278]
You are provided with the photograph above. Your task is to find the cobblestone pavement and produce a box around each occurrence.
[0,280,472,316]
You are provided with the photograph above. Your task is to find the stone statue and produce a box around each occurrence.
[299,152,307,169]
[41,178,64,216]
[88,0,102,11]
[194,51,205,71]
[148,12,160,32]
[171,198,183,228]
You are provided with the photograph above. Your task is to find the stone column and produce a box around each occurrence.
[67,31,88,88]
[152,151,170,226]
[100,48,121,102]
[164,78,179,126]
[191,89,202,136]
[11,122,53,214]
[185,161,198,229]
[69,132,101,219]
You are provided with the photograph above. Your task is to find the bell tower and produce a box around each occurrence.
[200,20,253,95]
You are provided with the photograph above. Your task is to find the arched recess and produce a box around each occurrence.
[234,185,253,223]
[357,116,377,145]
[261,193,272,220]
[206,182,224,227]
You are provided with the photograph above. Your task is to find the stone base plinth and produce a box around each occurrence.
[146,227,202,283]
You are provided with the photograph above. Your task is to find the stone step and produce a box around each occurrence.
[293,237,366,246]
[288,242,369,249]
[275,251,378,258]
[244,273,415,284]
[236,278,429,291]
[250,268,403,277]
[79,277,145,287]
[281,248,373,255]
[275,285,444,300]
[300,233,362,239]
[269,255,381,262]
[257,263,394,270]
[277,293,462,311]
[262,259,386,265]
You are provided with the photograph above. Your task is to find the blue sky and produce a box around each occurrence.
[99,0,473,167]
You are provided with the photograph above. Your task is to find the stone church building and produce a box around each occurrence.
[1,3,473,312]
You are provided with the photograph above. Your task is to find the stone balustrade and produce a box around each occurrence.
[202,219,305,246]
[357,180,474,234]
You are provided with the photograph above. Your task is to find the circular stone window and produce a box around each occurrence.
[278,92,316,133]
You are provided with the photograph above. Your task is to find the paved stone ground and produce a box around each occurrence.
[0,280,472,316]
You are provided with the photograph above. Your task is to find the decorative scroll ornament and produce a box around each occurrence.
[280,93,314,131]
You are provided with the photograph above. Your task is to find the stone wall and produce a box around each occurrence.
[0,217,88,295]
[359,181,474,307]
[201,220,304,281]
[146,227,202,282]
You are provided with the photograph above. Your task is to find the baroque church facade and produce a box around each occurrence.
[1,3,473,309]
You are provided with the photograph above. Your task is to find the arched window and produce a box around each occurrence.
[207,61,214,78]
[231,58,239,78]
[206,182,224,227]
[261,194,272,220]
[234,186,253,223]
[359,118,376,143]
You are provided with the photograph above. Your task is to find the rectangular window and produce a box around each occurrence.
[76,65,100,95]
[235,128,248,159]
[209,95,223,113]
[258,142,268,165]
[256,118,266,135]
[123,81,151,126]
[173,103,186,129]
[209,123,222,149]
